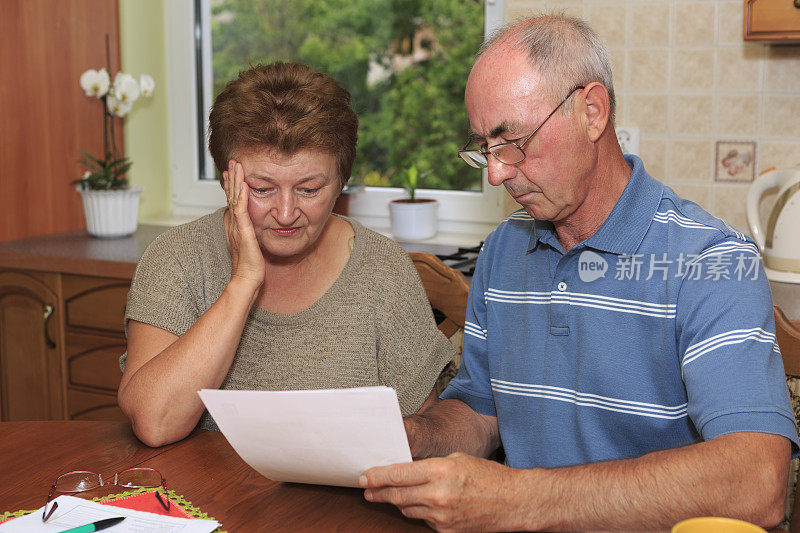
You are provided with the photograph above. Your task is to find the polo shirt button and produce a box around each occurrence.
[557,281,567,291]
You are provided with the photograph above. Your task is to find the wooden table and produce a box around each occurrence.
[0,421,429,531]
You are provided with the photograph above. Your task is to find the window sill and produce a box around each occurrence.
[139,212,207,227]
[139,211,492,248]
[352,216,490,248]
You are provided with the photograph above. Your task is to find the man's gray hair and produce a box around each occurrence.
[478,14,616,122]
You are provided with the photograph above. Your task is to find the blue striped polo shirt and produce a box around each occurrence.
[441,155,799,469]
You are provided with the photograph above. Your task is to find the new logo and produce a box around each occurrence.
[578,250,607,282]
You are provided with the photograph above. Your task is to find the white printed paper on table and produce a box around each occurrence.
[0,495,219,532]
[198,386,412,487]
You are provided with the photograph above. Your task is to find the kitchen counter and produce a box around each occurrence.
[0,225,167,279]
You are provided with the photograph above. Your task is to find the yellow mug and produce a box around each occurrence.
[671,517,767,533]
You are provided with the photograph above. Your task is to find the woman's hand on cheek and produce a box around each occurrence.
[224,160,265,294]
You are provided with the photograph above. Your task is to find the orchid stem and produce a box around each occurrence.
[104,33,121,185]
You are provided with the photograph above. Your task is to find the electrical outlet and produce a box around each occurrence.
[615,126,641,156]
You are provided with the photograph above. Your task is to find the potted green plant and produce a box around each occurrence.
[74,44,153,238]
[388,165,439,241]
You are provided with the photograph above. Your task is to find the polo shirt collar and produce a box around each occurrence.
[527,155,663,255]
[528,219,560,253]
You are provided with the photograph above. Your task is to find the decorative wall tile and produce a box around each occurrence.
[758,141,800,172]
[628,94,668,134]
[671,95,714,136]
[716,45,763,93]
[672,49,715,91]
[765,46,800,93]
[629,4,670,46]
[715,140,756,183]
[670,139,714,182]
[628,49,669,91]
[717,0,743,45]
[587,4,626,47]
[673,3,716,47]
[716,95,759,137]
[640,137,668,180]
[608,48,626,97]
[712,184,750,234]
[763,96,800,138]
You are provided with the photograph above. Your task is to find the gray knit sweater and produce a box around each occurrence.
[123,209,454,430]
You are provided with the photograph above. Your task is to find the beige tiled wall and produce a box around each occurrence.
[503,0,800,234]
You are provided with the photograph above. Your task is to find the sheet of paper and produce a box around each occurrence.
[198,386,412,487]
[0,495,219,532]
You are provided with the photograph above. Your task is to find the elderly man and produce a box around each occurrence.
[360,14,799,532]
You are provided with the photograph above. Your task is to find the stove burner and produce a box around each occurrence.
[435,243,482,277]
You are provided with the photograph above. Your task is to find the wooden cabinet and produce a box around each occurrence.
[63,275,130,421]
[0,269,130,421]
[0,271,64,420]
[744,0,800,42]
[0,225,162,422]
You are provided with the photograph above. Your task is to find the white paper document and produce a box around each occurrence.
[197,386,412,487]
[0,495,219,532]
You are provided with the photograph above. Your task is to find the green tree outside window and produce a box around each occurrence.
[210,0,484,191]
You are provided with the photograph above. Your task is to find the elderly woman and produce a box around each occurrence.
[117,62,454,447]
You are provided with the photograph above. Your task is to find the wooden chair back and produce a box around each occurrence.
[774,306,800,533]
[777,306,800,376]
[409,252,470,338]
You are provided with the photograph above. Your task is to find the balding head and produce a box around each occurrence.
[475,14,615,122]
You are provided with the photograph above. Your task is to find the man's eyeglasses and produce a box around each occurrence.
[458,85,585,169]
[42,467,170,522]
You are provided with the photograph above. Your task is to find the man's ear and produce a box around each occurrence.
[582,83,610,142]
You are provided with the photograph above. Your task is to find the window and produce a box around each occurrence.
[165,0,505,236]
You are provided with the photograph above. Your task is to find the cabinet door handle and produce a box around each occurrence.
[43,303,56,349]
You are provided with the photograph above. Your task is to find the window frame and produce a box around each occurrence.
[164,0,506,234]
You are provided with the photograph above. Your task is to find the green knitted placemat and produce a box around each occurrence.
[0,508,32,522]
[1,487,224,532]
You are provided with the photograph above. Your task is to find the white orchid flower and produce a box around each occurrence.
[79,68,110,98]
[107,94,133,117]
[112,72,140,104]
[139,74,155,97]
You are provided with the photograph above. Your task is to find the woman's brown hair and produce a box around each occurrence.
[208,62,358,189]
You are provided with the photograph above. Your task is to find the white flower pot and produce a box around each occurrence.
[77,187,143,238]
[388,198,439,241]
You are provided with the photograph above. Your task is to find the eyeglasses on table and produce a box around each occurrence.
[42,467,170,522]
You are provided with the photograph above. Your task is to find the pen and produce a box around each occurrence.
[57,516,125,533]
